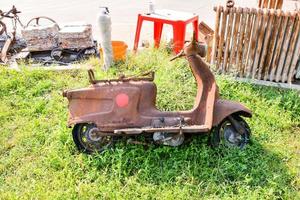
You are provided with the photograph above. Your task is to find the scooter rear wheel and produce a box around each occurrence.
[72,123,114,154]
[210,115,251,149]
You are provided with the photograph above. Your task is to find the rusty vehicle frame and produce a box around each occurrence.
[0,6,25,64]
[63,36,252,153]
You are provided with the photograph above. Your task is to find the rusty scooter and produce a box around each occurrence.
[63,37,252,153]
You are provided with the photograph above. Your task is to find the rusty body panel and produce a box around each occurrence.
[64,38,252,135]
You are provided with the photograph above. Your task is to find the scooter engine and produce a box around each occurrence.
[153,132,184,147]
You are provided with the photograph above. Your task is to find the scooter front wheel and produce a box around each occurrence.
[210,115,251,149]
[72,123,114,154]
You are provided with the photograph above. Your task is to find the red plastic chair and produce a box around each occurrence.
[133,9,199,53]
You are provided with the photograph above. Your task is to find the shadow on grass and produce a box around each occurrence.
[88,135,293,195]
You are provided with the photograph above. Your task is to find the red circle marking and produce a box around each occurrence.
[116,93,129,108]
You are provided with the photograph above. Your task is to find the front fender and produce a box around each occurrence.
[212,99,252,126]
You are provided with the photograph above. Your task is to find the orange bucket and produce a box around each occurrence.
[112,41,128,61]
[99,41,128,61]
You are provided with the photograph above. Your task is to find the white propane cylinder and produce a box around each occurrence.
[97,7,113,70]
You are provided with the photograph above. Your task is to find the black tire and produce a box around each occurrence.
[210,115,251,149]
[51,48,63,61]
[72,123,114,154]
[77,47,97,60]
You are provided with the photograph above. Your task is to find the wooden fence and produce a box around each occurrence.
[258,0,283,9]
[211,6,300,84]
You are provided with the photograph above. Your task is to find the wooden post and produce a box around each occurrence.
[263,10,282,80]
[236,8,249,76]
[258,9,275,80]
[269,11,289,82]
[269,0,276,9]
[242,8,255,77]
[263,0,269,8]
[288,36,300,83]
[283,15,300,82]
[212,6,222,65]
[217,7,229,70]
[229,7,242,68]
[259,0,263,8]
[288,13,300,83]
[275,0,283,9]
[259,0,283,9]
[252,9,269,79]
[276,12,296,82]
[297,60,300,79]
[223,7,235,72]
[246,8,262,78]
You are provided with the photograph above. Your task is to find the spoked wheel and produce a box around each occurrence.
[72,123,115,154]
[210,115,251,149]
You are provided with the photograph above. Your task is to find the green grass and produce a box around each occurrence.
[0,49,299,199]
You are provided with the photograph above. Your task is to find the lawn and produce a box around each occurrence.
[0,49,299,199]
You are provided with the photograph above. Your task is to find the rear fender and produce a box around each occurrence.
[212,99,252,126]
[67,117,95,128]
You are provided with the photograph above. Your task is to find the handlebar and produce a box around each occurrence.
[170,40,207,61]
[0,6,21,19]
